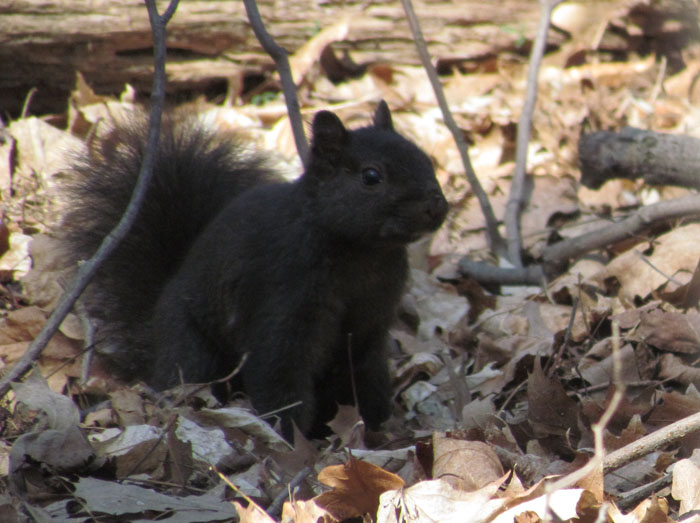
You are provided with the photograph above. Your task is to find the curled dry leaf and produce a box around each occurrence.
[432,433,504,491]
[289,19,349,82]
[12,371,79,430]
[315,457,405,521]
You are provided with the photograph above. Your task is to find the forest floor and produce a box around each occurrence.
[3,0,700,521]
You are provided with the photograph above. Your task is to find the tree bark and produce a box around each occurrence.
[579,127,700,189]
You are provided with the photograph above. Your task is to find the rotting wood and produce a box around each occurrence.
[579,127,700,190]
[1,0,545,116]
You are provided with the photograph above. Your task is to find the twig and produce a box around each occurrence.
[458,259,544,285]
[505,0,564,267]
[614,473,672,512]
[547,297,578,376]
[0,0,180,400]
[542,193,700,271]
[125,414,178,477]
[170,353,250,408]
[217,468,274,521]
[604,410,700,473]
[267,465,313,518]
[399,0,504,256]
[547,321,624,493]
[77,300,96,384]
[242,0,309,165]
[461,193,700,285]
[634,249,683,286]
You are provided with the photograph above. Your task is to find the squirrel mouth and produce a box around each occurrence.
[378,227,431,244]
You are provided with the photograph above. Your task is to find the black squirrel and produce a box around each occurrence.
[61,102,448,439]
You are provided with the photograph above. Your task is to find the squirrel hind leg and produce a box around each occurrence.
[149,287,226,390]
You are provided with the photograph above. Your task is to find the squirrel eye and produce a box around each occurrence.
[361,167,383,186]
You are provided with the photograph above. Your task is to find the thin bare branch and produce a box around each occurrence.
[399,0,504,256]
[505,0,564,267]
[0,0,181,399]
[604,409,700,473]
[460,193,700,285]
[547,321,623,492]
[459,259,545,286]
[243,0,309,165]
[542,193,700,271]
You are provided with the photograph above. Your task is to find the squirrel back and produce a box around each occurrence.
[62,103,448,439]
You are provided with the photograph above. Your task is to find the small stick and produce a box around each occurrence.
[0,0,181,400]
[399,0,504,256]
[604,411,700,473]
[505,0,564,267]
[242,0,309,165]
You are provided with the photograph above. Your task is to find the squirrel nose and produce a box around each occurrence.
[425,191,448,224]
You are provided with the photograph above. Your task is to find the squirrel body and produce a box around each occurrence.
[62,103,448,438]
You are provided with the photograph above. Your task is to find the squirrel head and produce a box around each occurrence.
[303,102,448,245]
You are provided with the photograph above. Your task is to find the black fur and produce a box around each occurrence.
[61,103,448,439]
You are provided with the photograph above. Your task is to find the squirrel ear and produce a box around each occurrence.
[311,110,349,157]
[373,100,394,131]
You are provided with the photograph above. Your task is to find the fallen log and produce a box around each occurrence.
[579,127,700,190]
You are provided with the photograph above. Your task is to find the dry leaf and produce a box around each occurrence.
[527,357,580,439]
[609,496,672,523]
[12,371,80,430]
[408,269,469,339]
[491,488,586,522]
[109,389,146,427]
[460,396,497,431]
[636,310,700,354]
[315,458,405,520]
[593,224,700,303]
[281,499,337,523]
[378,476,507,523]
[672,449,700,516]
[234,500,277,523]
[576,459,604,502]
[289,19,350,82]
[9,425,96,495]
[432,433,504,491]
[91,424,166,477]
[326,404,365,449]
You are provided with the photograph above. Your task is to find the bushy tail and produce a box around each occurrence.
[61,114,278,380]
